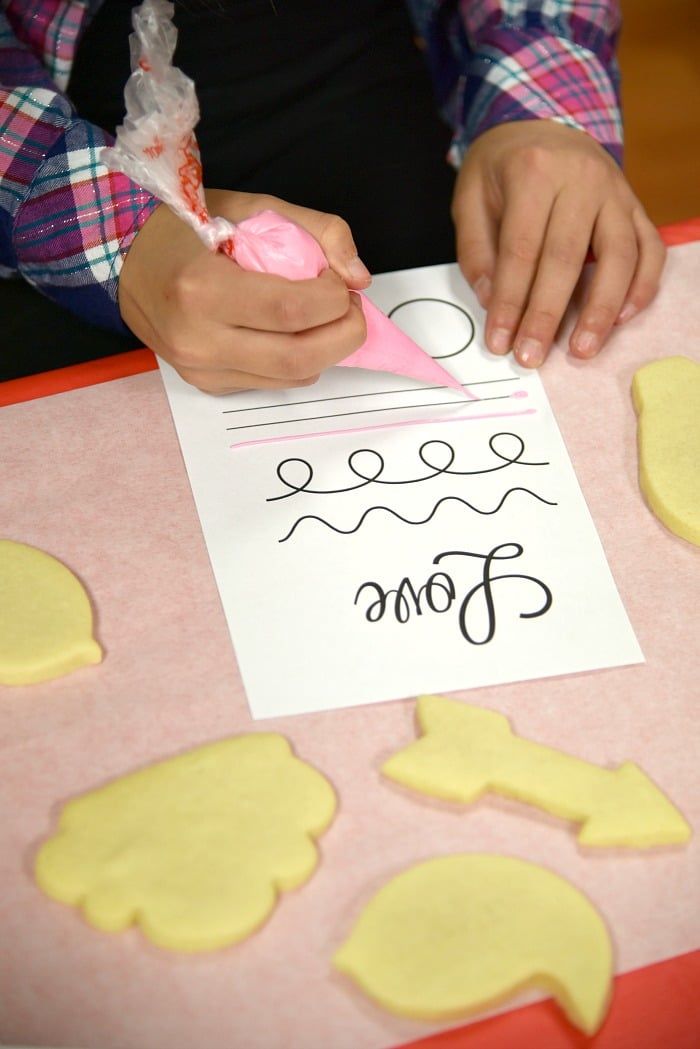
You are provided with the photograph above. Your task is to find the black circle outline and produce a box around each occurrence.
[387,298,475,360]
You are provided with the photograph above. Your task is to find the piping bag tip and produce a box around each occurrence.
[341,294,467,395]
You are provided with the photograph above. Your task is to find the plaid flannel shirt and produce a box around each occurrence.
[1,0,623,334]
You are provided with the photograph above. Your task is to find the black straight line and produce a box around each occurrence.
[225,394,514,431]
[221,377,519,415]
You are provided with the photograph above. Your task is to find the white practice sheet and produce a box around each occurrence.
[160,264,642,717]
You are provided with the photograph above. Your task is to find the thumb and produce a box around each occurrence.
[220,191,373,290]
[303,211,372,290]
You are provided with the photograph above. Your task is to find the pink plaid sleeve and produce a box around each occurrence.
[407,1,623,166]
[1,7,158,331]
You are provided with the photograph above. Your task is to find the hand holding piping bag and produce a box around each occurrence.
[107,0,464,396]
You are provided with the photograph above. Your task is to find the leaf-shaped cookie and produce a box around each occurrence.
[0,539,102,685]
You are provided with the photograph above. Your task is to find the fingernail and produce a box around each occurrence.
[473,275,492,307]
[347,255,371,284]
[515,338,543,367]
[574,330,600,357]
[617,301,637,324]
[489,327,512,355]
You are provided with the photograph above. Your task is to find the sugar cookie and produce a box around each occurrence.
[382,695,691,848]
[632,356,700,546]
[36,734,336,951]
[0,539,102,685]
[334,854,613,1035]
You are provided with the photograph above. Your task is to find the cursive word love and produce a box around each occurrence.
[354,542,552,645]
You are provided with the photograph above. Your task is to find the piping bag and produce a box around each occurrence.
[103,0,464,394]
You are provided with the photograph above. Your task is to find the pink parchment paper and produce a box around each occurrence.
[1,244,699,1049]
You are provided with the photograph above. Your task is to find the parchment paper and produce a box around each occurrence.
[1,244,698,1049]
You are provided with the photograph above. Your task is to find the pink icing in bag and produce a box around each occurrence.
[103,0,465,393]
[232,211,464,388]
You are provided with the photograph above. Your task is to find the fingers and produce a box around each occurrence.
[177,256,355,334]
[168,292,367,380]
[511,191,596,367]
[616,210,666,324]
[569,201,640,359]
[312,211,373,289]
[484,179,554,357]
[511,197,663,364]
[451,122,666,368]
[453,173,498,309]
[243,195,372,290]
[175,368,322,396]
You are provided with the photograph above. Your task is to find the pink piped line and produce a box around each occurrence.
[231,407,537,450]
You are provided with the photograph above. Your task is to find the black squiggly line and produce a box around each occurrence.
[278,487,557,543]
[267,432,548,502]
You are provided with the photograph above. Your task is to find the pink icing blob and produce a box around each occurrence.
[233,211,327,279]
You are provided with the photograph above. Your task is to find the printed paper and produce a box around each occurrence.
[159,264,642,717]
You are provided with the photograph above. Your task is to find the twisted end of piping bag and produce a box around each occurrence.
[103,0,467,395]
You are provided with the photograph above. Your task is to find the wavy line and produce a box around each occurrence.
[278,487,557,543]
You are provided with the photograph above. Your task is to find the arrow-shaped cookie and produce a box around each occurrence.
[382,695,691,848]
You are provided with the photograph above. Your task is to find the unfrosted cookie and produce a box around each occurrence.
[382,695,691,848]
[0,539,102,685]
[632,356,700,546]
[334,854,613,1035]
[35,734,337,952]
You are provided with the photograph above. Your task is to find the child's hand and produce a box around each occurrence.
[119,190,371,394]
[452,121,666,368]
